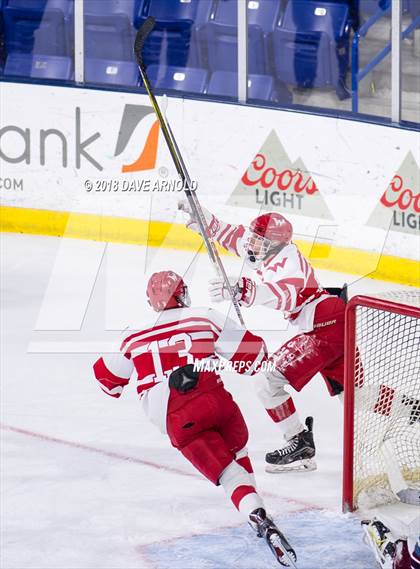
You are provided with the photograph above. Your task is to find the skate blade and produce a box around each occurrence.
[274,547,298,568]
[265,458,317,474]
[279,552,298,569]
[267,534,298,568]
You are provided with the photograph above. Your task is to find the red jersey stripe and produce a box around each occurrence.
[121,317,222,351]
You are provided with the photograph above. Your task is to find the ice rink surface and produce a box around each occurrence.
[2,232,413,569]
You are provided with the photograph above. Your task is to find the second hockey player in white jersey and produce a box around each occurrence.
[179,200,347,473]
[93,270,297,567]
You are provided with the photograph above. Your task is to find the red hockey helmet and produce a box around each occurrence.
[241,213,293,268]
[250,213,293,244]
[146,271,190,312]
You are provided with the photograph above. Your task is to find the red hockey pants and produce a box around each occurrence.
[272,295,346,395]
[166,384,249,485]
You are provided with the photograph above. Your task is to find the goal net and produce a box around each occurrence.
[343,291,420,512]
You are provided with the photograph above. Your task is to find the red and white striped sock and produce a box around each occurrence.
[235,447,256,487]
[219,460,264,519]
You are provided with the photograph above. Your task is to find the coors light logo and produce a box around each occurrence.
[367,151,419,235]
[227,130,333,220]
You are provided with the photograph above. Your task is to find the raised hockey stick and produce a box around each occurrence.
[134,17,245,326]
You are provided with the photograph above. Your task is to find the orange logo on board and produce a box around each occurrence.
[114,104,160,173]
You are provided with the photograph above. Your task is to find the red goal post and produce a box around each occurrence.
[342,292,420,513]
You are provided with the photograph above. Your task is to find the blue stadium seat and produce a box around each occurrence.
[281,0,350,40]
[207,70,292,105]
[3,6,69,55]
[85,0,137,22]
[273,0,350,97]
[135,0,214,27]
[135,0,215,68]
[213,0,282,33]
[209,0,283,72]
[85,58,139,86]
[84,14,134,61]
[201,22,266,73]
[146,64,208,94]
[4,52,72,79]
[6,0,72,15]
[137,22,192,67]
[328,0,359,30]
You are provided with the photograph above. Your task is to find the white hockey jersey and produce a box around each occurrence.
[209,216,330,332]
[93,306,267,433]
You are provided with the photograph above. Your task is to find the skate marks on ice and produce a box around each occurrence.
[141,511,376,569]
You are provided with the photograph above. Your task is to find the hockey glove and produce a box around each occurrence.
[178,199,220,238]
[208,277,256,307]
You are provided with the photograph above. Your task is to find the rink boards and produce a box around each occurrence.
[1,82,419,287]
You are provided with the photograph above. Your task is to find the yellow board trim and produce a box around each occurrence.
[1,206,419,287]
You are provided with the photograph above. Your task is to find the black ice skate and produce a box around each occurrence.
[265,417,316,473]
[249,508,297,568]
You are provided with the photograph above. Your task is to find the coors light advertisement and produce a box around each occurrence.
[227,130,333,220]
[367,151,419,235]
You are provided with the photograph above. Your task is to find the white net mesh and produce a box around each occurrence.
[352,291,420,510]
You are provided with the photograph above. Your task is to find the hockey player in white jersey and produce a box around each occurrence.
[179,201,347,473]
[93,270,297,567]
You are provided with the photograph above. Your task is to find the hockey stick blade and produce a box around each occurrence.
[134,17,155,67]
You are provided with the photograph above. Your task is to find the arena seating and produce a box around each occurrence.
[0,0,368,101]
[195,0,282,74]
[272,0,350,97]
[85,58,139,86]
[212,0,282,30]
[3,5,70,56]
[2,0,73,62]
[84,14,134,61]
[85,0,137,21]
[135,0,214,27]
[201,22,266,73]
[207,70,293,104]
[141,65,292,105]
[146,64,208,93]
[83,0,138,68]
[210,0,282,40]
[135,0,213,68]
[4,52,72,79]
[6,0,72,13]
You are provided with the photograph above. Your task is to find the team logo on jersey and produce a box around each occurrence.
[266,259,288,272]
[366,151,419,235]
[227,130,333,220]
[114,104,160,173]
